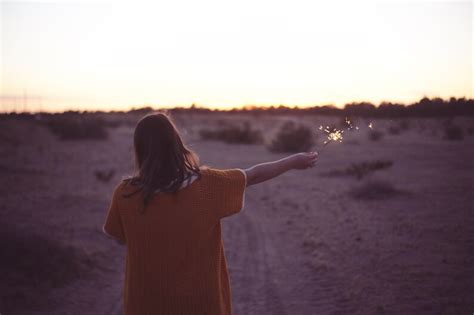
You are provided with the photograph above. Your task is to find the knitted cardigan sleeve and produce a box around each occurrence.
[206,168,247,219]
[103,182,126,243]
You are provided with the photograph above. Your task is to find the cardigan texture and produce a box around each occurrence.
[103,167,246,315]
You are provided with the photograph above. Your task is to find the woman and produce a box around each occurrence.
[103,112,318,314]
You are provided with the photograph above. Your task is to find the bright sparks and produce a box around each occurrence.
[318,118,375,146]
[321,126,345,146]
[324,129,344,145]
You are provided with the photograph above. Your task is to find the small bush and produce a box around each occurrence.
[417,122,427,132]
[95,169,116,183]
[349,160,393,180]
[103,119,124,128]
[199,121,262,144]
[0,225,94,313]
[387,125,401,135]
[323,160,393,180]
[44,117,108,140]
[399,119,410,130]
[387,119,410,135]
[268,121,314,153]
[350,179,402,200]
[368,130,384,141]
[444,125,464,141]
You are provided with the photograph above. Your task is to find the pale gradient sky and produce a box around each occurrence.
[1,0,472,112]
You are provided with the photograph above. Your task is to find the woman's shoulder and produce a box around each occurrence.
[113,177,141,198]
[199,167,246,183]
[116,177,133,189]
[200,166,227,177]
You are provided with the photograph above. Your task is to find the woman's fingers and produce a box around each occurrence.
[308,151,318,168]
[293,151,319,169]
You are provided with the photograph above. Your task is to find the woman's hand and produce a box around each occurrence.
[290,152,318,170]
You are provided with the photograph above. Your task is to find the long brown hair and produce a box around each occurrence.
[122,112,201,212]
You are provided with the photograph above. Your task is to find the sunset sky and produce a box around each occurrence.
[1,0,472,112]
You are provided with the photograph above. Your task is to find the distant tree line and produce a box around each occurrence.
[1,96,473,118]
[170,97,474,117]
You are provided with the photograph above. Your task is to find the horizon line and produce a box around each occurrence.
[1,96,473,115]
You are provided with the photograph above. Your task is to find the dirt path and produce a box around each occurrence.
[222,190,324,315]
[225,209,290,314]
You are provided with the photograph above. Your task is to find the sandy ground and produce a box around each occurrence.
[0,114,473,314]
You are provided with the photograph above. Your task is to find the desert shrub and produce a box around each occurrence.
[268,121,314,153]
[0,225,94,313]
[103,119,124,128]
[443,125,464,140]
[399,119,410,130]
[349,160,393,179]
[199,121,262,144]
[387,125,401,135]
[44,117,108,140]
[417,121,427,132]
[350,179,402,200]
[388,119,410,135]
[323,160,393,180]
[95,169,116,183]
[368,130,384,141]
[215,119,228,127]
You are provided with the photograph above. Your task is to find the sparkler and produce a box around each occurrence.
[317,118,374,147]
[322,127,344,145]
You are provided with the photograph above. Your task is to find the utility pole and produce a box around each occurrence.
[39,96,43,113]
[23,89,28,113]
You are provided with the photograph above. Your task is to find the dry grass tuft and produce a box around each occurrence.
[367,130,384,141]
[268,121,314,153]
[350,179,403,200]
[95,169,116,183]
[0,225,95,313]
[387,125,401,135]
[387,119,411,135]
[443,125,464,141]
[43,117,108,140]
[199,121,262,144]
[322,160,393,180]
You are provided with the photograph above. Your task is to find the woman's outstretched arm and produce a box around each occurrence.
[244,152,318,187]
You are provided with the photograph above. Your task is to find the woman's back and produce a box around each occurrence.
[103,111,318,314]
[104,167,246,315]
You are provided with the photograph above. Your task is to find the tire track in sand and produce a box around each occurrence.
[224,211,287,315]
[223,190,324,315]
